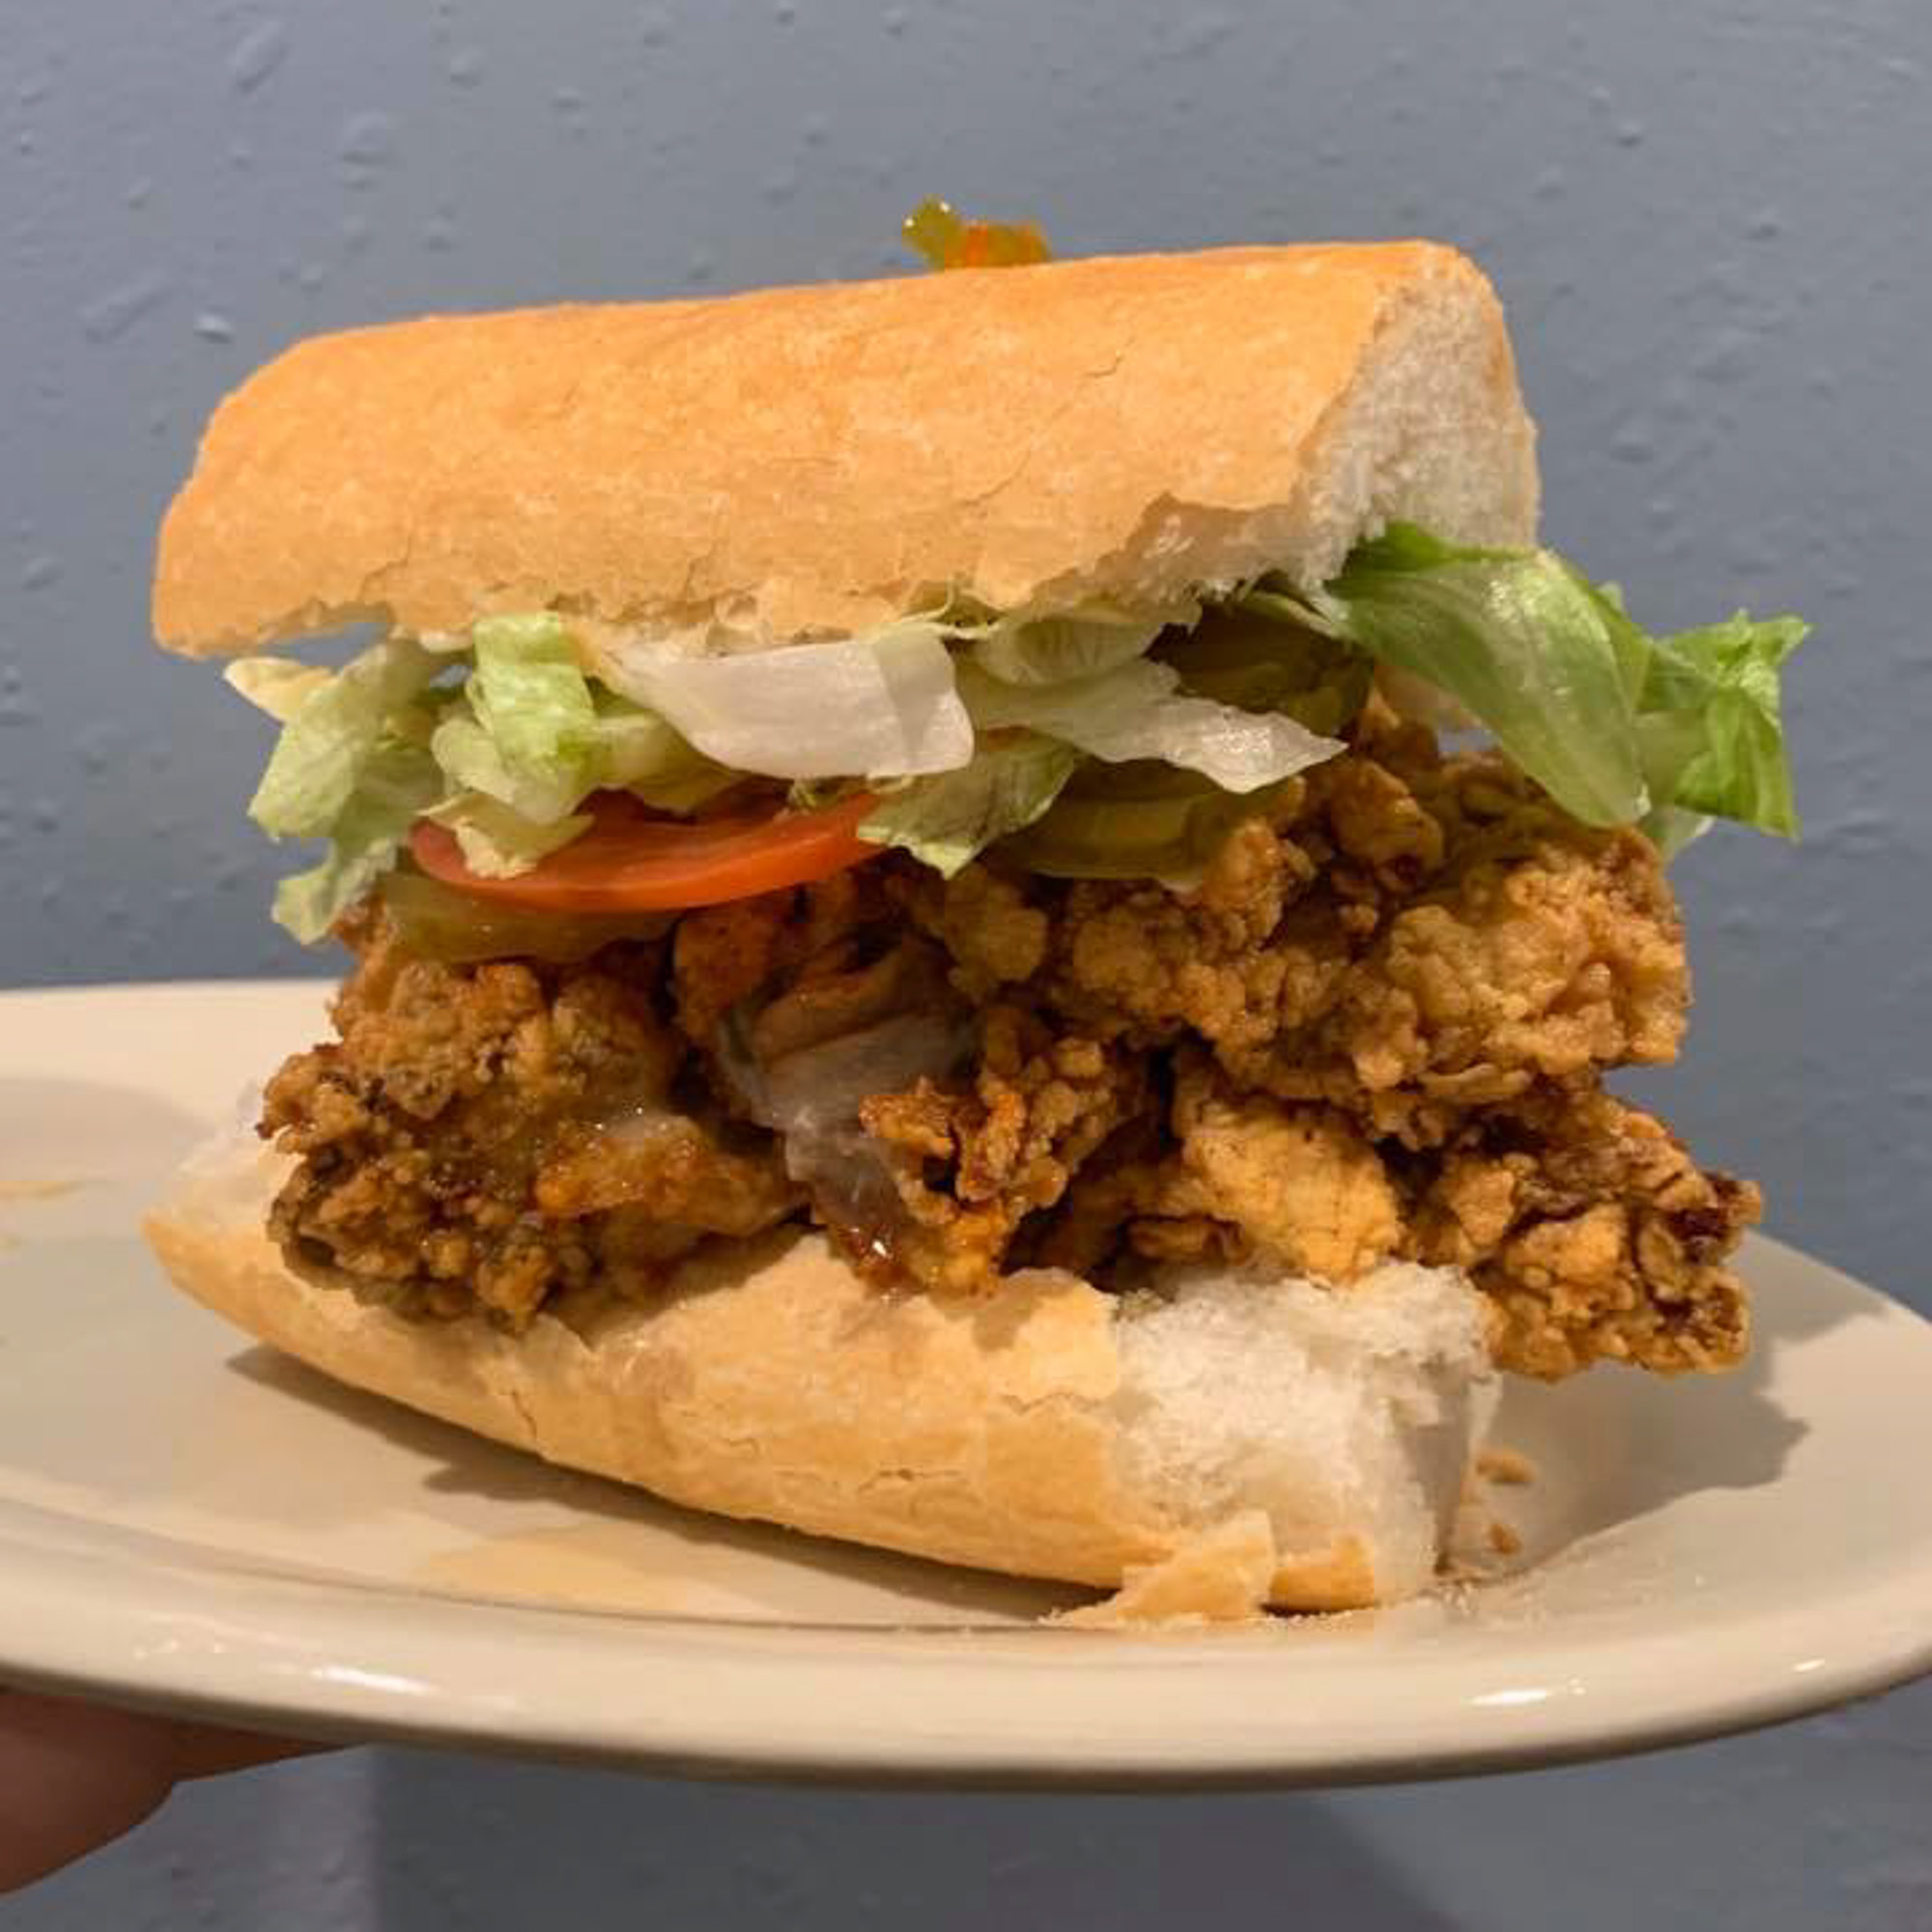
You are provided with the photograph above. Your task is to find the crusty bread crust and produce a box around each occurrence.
[143,1142,1396,1614]
[153,242,1537,656]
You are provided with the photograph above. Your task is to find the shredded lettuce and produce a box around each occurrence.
[430,691,726,825]
[858,736,1080,876]
[1247,523,1805,838]
[956,657,1343,794]
[432,618,728,826]
[229,638,446,941]
[586,696,739,811]
[421,791,594,879]
[270,739,442,943]
[223,657,331,724]
[232,523,1806,942]
[242,638,440,839]
[466,613,598,796]
[430,708,578,824]
[588,619,974,781]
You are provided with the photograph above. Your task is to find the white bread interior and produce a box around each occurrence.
[153,242,1537,656]
[146,1128,1496,1617]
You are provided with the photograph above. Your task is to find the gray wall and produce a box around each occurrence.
[5,1,1929,1926]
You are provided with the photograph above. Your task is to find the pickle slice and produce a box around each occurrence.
[380,867,673,964]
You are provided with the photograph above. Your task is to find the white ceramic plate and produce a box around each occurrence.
[2,980,1929,1788]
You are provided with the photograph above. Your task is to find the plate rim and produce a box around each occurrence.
[1,1492,1928,1789]
[4,980,1932,1787]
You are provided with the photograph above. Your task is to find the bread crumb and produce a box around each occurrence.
[1055,1511,1276,1629]
[1478,1445,1536,1487]
[1488,1518,1522,1556]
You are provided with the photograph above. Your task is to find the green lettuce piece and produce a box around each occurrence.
[859,736,1081,877]
[430,707,583,824]
[1640,805,1714,862]
[421,791,594,879]
[432,694,727,824]
[955,658,1342,795]
[587,617,974,781]
[223,658,332,724]
[258,613,738,936]
[270,739,442,943]
[467,614,598,795]
[244,638,440,838]
[432,620,727,832]
[1249,523,1805,838]
[1637,613,1806,837]
[585,695,738,811]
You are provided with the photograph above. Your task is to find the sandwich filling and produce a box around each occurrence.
[242,528,1801,1381]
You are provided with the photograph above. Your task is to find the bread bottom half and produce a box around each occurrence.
[145,1131,1498,1619]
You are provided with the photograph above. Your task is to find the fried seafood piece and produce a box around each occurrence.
[935,747,1692,1154]
[261,914,797,1324]
[1041,1076,1756,1380]
[856,1005,1147,1293]
[1409,1085,1760,1378]
[670,869,886,1048]
[260,714,1754,1382]
[1166,1065,1402,1281]
[1287,811,1690,1142]
[1039,1057,1399,1279]
[1041,812,1320,1051]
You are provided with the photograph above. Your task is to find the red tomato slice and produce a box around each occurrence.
[411,790,884,913]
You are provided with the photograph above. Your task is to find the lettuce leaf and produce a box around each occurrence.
[242,638,440,839]
[858,735,1080,876]
[587,619,974,781]
[432,619,728,828]
[466,614,598,797]
[1636,613,1805,837]
[233,638,448,941]
[956,657,1343,794]
[1248,523,1805,838]
[223,657,331,724]
[584,696,738,811]
[270,739,442,943]
[430,708,582,824]
[421,791,594,879]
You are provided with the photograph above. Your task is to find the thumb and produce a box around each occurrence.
[0,1689,327,1894]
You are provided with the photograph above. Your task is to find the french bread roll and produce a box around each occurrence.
[146,1130,1497,1617]
[152,242,1537,657]
[148,239,1532,1615]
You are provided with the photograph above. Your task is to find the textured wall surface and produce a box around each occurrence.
[3,0,1928,1926]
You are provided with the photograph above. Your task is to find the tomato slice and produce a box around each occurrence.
[411,791,884,913]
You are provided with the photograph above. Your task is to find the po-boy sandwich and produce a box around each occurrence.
[145,220,1804,1616]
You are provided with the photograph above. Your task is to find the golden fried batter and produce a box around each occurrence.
[1170,1063,1402,1282]
[262,701,1758,1378]
[859,1005,1147,1293]
[1411,1086,1758,1378]
[895,733,1747,1372]
[263,917,795,1324]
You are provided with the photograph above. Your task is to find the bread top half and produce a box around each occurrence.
[153,242,1538,658]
